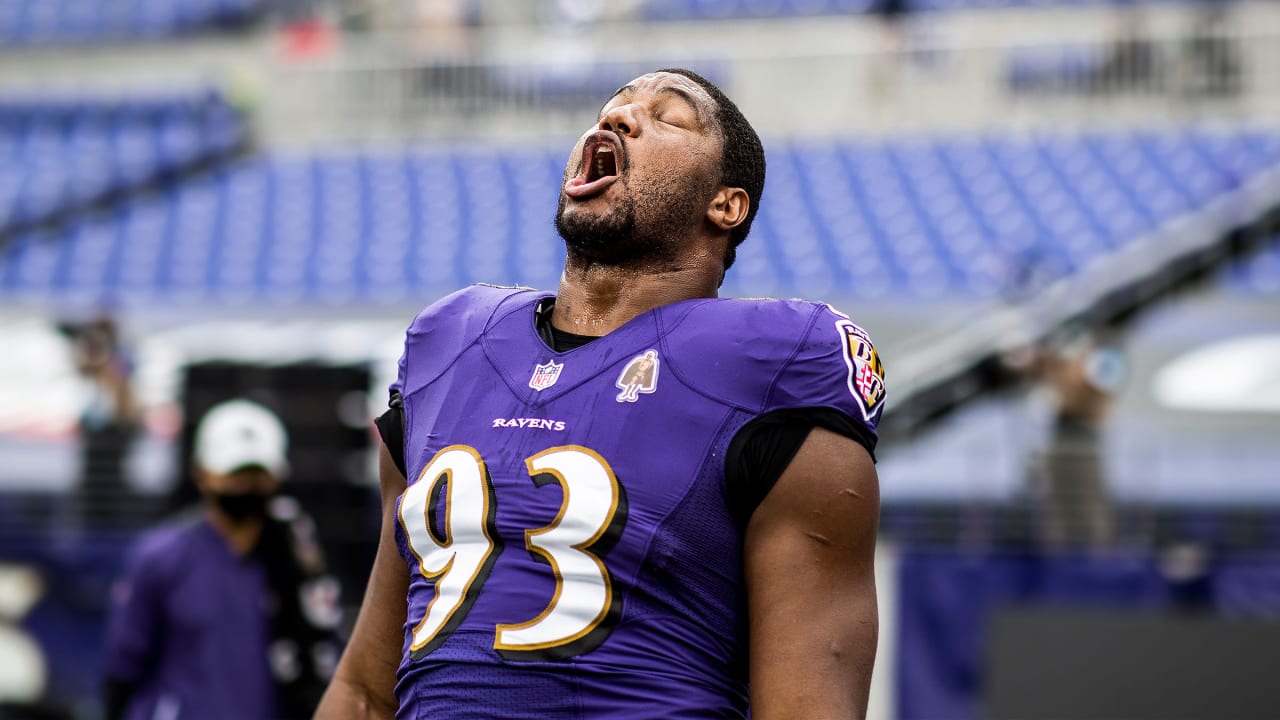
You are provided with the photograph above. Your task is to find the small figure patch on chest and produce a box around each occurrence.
[616,349,660,403]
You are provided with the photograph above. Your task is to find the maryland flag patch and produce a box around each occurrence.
[837,320,886,421]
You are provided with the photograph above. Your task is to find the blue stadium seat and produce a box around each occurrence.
[114,198,170,300]
[0,0,265,47]
[0,88,246,242]
[358,153,412,296]
[4,126,1278,306]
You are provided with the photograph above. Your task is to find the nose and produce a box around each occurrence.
[599,103,642,137]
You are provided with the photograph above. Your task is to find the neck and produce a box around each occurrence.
[205,507,263,556]
[552,249,722,336]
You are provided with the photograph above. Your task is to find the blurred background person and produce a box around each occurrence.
[102,400,339,720]
[59,316,140,529]
[1026,328,1128,549]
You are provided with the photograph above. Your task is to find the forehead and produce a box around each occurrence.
[606,72,719,122]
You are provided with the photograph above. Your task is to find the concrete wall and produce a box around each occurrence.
[1,3,1277,145]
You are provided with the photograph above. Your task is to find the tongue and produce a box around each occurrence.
[565,169,617,199]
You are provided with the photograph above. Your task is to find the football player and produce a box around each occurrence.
[316,68,884,719]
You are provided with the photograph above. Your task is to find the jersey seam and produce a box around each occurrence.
[653,302,762,413]
[618,404,741,637]
[401,286,541,475]
[475,290,559,400]
[761,303,826,411]
[406,285,542,393]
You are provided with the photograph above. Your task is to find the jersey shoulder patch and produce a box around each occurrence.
[759,303,885,429]
[832,313,887,423]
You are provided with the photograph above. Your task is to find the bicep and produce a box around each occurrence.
[744,427,880,720]
[315,440,409,719]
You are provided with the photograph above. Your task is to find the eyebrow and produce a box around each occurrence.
[598,84,707,125]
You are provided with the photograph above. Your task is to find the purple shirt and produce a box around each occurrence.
[392,286,884,718]
[104,515,278,720]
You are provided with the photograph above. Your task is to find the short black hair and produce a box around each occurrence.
[656,68,766,274]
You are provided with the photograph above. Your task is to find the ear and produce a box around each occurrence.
[706,186,749,233]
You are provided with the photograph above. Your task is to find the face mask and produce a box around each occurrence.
[213,491,270,523]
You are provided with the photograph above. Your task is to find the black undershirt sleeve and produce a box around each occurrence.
[104,678,137,720]
[374,390,407,479]
[723,407,878,530]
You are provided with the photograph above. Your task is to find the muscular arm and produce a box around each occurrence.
[744,427,880,720]
[313,441,409,720]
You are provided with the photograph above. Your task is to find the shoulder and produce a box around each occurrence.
[398,284,545,395]
[124,513,204,582]
[661,299,865,402]
[406,284,542,338]
[664,297,886,426]
[664,296,830,345]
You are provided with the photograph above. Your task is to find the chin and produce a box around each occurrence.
[556,196,635,251]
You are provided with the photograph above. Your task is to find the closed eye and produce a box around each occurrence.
[657,110,696,129]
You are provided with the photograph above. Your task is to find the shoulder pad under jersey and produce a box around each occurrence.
[393,284,542,398]
[662,298,886,431]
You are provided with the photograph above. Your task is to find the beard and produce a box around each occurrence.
[554,172,710,271]
[555,191,643,264]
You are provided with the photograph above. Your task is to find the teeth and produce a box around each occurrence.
[586,143,615,181]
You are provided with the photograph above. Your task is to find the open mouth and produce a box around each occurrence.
[586,142,617,182]
[565,134,622,199]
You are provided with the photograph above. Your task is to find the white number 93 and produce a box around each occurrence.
[396,444,628,661]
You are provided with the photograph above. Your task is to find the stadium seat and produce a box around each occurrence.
[0,88,247,239]
[0,0,266,47]
[2,125,1278,306]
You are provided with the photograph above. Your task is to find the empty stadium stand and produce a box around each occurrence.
[0,89,249,241]
[1,125,1275,308]
[0,0,266,47]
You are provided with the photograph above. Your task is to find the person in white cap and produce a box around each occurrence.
[193,399,291,536]
[102,399,339,720]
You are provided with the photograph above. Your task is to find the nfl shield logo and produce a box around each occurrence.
[529,360,564,391]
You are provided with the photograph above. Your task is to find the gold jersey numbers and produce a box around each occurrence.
[398,444,627,662]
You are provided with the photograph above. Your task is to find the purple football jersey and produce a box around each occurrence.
[391,285,884,718]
